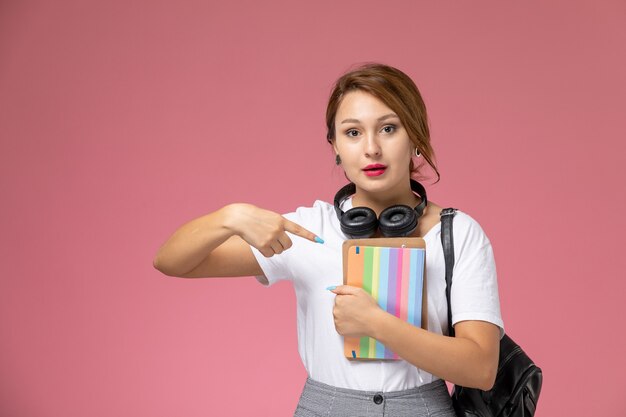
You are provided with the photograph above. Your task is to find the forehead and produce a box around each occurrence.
[336,90,395,121]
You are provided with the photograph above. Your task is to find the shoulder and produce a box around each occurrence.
[454,210,489,235]
[427,201,491,244]
[283,200,336,226]
[449,209,493,250]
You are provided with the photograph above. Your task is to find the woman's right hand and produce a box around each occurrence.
[224,203,322,257]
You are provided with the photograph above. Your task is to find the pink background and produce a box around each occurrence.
[1,1,625,416]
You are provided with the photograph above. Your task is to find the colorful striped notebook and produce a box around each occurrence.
[342,238,427,360]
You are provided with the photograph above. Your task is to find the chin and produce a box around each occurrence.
[355,178,392,192]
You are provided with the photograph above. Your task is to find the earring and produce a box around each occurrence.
[335,154,342,165]
[414,148,421,157]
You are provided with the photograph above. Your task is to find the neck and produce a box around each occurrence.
[351,181,422,217]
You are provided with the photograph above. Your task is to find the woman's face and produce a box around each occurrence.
[333,90,414,197]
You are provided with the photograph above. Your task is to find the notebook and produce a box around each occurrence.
[342,237,427,360]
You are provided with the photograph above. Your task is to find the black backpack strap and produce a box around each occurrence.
[440,208,458,337]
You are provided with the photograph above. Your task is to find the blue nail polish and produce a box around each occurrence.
[315,236,325,244]
[326,285,337,291]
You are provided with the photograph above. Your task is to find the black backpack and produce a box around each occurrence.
[440,208,543,417]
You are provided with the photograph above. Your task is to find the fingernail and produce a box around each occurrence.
[326,285,337,291]
[315,236,325,244]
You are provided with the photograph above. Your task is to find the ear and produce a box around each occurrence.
[332,140,339,155]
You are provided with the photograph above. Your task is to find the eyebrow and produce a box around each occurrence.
[340,113,399,124]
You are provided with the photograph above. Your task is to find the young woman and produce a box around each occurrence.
[153,63,504,417]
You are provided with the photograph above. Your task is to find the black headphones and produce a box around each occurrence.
[334,179,428,239]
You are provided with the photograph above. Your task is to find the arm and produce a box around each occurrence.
[330,286,500,390]
[153,203,320,278]
[372,310,499,390]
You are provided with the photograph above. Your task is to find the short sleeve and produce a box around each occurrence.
[450,213,505,337]
[248,201,329,287]
[248,211,299,287]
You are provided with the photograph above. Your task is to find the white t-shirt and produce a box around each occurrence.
[249,198,504,392]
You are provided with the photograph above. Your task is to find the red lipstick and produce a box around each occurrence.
[363,164,387,177]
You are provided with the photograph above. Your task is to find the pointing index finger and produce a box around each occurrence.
[283,218,324,244]
[328,285,359,295]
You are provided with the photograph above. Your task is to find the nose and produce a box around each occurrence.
[363,132,381,158]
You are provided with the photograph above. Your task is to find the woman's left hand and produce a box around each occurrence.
[329,285,383,338]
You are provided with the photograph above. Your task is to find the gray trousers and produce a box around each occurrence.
[294,377,456,417]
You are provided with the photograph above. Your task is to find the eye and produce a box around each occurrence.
[381,124,396,134]
[345,129,360,137]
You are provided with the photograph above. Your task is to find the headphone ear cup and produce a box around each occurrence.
[379,205,418,237]
[340,207,379,239]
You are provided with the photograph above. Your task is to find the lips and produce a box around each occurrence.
[363,164,387,177]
